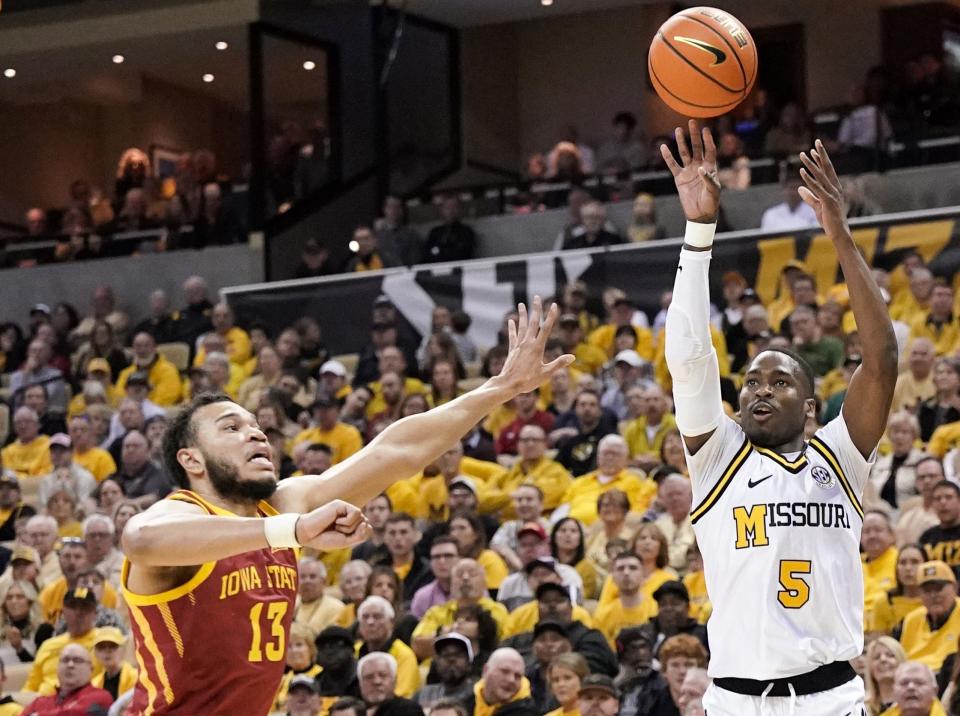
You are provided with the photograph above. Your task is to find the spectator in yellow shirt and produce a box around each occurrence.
[116,332,181,406]
[202,351,244,399]
[593,552,659,647]
[556,435,656,526]
[879,661,945,716]
[192,302,251,368]
[1,407,52,478]
[891,266,934,325]
[293,397,363,464]
[450,511,509,591]
[494,426,572,516]
[622,385,678,472]
[587,296,654,360]
[910,283,960,357]
[556,314,608,375]
[68,415,116,482]
[892,339,938,413]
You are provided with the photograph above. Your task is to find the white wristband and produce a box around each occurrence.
[684,221,717,248]
[264,513,301,549]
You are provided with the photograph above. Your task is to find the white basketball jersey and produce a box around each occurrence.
[689,415,873,680]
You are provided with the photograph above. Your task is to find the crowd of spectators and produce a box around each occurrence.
[2,231,960,713]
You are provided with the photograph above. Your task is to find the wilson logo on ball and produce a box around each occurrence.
[673,36,727,66]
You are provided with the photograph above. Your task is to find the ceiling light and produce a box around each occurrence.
[303,61,316,71]
[112,54,125,64]
[541,0,553,5]
[215,41,229,51]
[348,240,359,253]
[3,68,15,79]
[202,73,215,83]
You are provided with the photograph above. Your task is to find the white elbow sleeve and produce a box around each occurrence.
[665,230,723,436]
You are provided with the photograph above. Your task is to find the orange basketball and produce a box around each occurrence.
[648,6,758,118]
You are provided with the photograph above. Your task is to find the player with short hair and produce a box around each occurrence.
[120,299,571,715]
[662,120,897,713]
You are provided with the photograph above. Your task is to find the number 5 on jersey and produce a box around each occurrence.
[778,560,812,609]
[248,601,288,662]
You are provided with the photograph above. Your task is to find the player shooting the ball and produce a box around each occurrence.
[662,120,897,714]
[119,298,573,716]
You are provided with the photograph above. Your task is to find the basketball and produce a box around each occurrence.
[648,6,758,117]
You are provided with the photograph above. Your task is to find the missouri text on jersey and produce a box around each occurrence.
[733,502,853,549]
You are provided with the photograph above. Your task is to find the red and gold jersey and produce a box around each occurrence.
[122,490,299,715]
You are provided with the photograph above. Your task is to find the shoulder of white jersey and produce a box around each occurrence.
[807,414,874,518]
[688,416,752,525]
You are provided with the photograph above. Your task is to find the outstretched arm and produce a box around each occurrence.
[799,141,897,457]
[272,298,574,513]
[661,120,724,455]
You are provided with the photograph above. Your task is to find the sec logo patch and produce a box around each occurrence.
[811,466,835,489]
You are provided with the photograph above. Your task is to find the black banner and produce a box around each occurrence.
[224,208,960,355]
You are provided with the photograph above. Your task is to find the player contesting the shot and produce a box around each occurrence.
[663,120,897,714]
[119,299,572,716]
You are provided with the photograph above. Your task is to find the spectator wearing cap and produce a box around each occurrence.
[316,625,361,699]
[639,581,708,656]
[556,313,608,376]
[25,587,103,695]
[414,633,476,710]
[412,559,507,661]
[497,524,584,612]
[593,552,658,648]
[22,642,112,714]
[106,430,171,508]
[622,385,677,473]
[0,471,36,541]
[577,674,620,716]
[490,485,553,570]
[898,560,960,680]
[67,415,116,482]
[69,566,124,634]
[600,350,648,422]
[410,536,459,619]
[559,281,601,336]
[587,294,654,360]
[2,408,52,479]
[287,673,325,716]
[424,195,476,264]
[503,582,616,677]
[293,396,363,465]
[67,358,119,420]
[527,621,573,712]
[495,391,556,457]
[10,339,68,414]
[556,435,655,525]
[296,556,345,636]
[21,384,66,439]
[103,370,164,448]
[318,359,352,402]
[462,647,537,716]
[274,622,323,712]
[90,625,136,700]
[116,332,181,406]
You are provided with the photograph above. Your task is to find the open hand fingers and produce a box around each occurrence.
[814,139,839,181]
[507,319,517,353]
[799,166,827,199]
[701,126,717,166]
[660,143,682,177]
[543,354,575,376]
[516,303,529,340]
[536,300,559,350]
[688,119,704,163]
[797,185,821,211]
[525,296,542,341]
[674,126,692,166]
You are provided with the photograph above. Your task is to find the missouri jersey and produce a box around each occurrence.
[689,415,872,680]
[122,490,299,715]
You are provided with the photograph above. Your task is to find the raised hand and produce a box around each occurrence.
[295,499,372,551]
[798,139,851,241]
[661,119,721,224]
[497,296,574,395]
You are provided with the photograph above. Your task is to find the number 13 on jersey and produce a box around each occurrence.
[778,560,812,609]
[248,601,288,662]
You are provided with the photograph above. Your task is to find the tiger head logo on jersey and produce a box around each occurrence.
[810,465,835,490]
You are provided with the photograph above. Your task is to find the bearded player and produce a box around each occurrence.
[120,298,572,715]
[662,121,897,714]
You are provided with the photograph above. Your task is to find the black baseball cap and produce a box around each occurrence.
[310,396,340,410]
[652,580,690,603]
[533,620,568,640]
[535,581,570,601]
[289,674,320,694]
[64,587,97,609]
[579,674,620,700]
[315,625,354,647]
